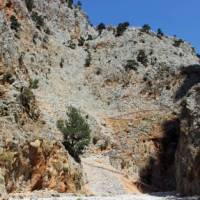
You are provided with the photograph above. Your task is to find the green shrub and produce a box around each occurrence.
[67,0,73,8]
[57,107,91,161]
[3,72,15,84]
[25,0,34,12]
[97,23,106,34]
[31,11,44,30]
[78,37,85,46]
[19,87,39,120]
[141,24,151,33]
[30,79,39,89]
[173,39,184,47]
[157,28,164,38]
[124,60,138,71]
[115,22,129,37]
[20,87,34,108]
[137,50,148,66]
[10,15,21,32]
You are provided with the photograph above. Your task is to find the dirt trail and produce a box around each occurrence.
[81,154,140,196]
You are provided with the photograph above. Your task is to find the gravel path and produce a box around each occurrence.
[8,193,199,200]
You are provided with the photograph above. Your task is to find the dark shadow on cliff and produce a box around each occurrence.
[139,118,180,192]
[175,64,200,101]
[138,64,200,194]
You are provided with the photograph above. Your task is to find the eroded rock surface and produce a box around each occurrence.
[0,139,83,194]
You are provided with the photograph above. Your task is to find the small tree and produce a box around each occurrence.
[115,22,129,37]
[57,107,91,162]
[157,28,164,38]
[97,23,106,35]
[141,24,151,33]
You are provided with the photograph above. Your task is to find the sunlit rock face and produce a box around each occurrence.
[0,0,200,196]
[0,139,83,193]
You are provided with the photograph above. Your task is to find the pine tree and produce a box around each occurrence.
[57,106,91,161]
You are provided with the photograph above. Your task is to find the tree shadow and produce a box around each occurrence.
[139,118,180,192]
[175,64,200,101]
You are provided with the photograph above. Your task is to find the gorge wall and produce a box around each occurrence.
[0,0,200,196]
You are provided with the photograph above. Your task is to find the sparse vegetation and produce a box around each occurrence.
[19,87,39,120]
[67,0,73,8]
[86,34,93,41]
[30,79,39,89]
[10,15,21,32]
[57,106,91,161]
[115,22,129,37]
[68,40,76,49]
[97,23,106,35]
[25,0,34,12]
[3,73,15,84]
[124,60,138,71]
[44,27,51,35]
[78,37,85,46]
[157,28,164,38]
[84,51,91,67]
[31,11,44,30]
[173,39,184,47]
[20,87,34,107]
[137,50,148,66]
[141,24,151,33]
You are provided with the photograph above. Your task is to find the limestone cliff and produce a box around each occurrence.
[176,79,200,195]
[0,0,200,196]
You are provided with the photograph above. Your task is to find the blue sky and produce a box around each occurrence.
[74,0,200,53]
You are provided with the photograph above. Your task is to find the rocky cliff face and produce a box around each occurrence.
[176,79,200,195]
[0,139,82,194]
[0,0,200,196]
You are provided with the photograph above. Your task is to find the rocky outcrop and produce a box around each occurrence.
[0,139,83,194]
[176,83,200,195]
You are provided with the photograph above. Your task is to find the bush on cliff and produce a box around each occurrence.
[97,23,106,34]
[141,24,151,33]
[10,15,21,32]
[115,22,129,37]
